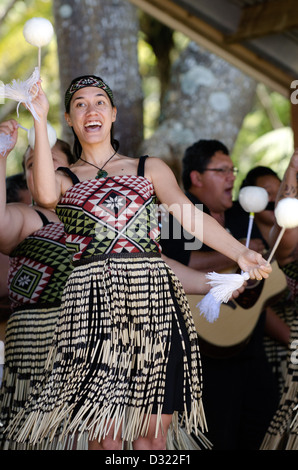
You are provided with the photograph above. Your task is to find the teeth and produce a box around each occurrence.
[85,121,102,127]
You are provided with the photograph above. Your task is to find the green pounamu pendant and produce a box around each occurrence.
[96,169,108,179]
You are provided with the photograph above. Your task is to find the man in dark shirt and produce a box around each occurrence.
[160,139,279,450]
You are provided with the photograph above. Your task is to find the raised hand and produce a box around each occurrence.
[237,248,271,280]
[24,80,49,122]
[0,119,19,157]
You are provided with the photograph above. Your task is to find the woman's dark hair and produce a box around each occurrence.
[71,127,119,162]
[55,138,77,165]
[182,139,229,190]
[240,166,280,189]
[6,173,28,203]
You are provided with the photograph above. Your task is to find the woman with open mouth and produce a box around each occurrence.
[6,74,271,451]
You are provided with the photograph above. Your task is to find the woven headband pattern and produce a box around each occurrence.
[64,76,114,109]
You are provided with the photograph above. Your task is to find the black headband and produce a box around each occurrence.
[64,75,114,110]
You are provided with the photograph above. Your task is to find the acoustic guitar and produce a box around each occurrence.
[187,260,287,357]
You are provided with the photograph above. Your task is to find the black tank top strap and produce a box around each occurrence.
[137,155,149,177]
[35,210,51,226]
[57,166,80,185]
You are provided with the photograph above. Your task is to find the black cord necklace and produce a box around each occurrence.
[79,149,118,179]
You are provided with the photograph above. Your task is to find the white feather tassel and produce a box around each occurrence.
[0,68,40,121]
[197,293,221,323]
[0,133,14,156]
[197,271,250,323]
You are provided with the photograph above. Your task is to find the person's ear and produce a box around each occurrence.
[190,170,204,188]
[64,112,72,127]
[112,106,117,123]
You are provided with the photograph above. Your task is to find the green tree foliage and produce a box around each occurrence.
[0,0,59,175]
[232,84,292,196]
[0,1,292,186]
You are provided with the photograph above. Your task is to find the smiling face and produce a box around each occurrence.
[64,87,117,148]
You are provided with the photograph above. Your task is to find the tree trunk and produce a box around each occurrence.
[141,42,257,183]
[53,0,143,156]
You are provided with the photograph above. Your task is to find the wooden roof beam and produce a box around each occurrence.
[127,0,294,97]
[225,0,298,43]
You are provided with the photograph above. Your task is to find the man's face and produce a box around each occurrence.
[197,151,236,212]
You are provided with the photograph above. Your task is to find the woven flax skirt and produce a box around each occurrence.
[0,304,60,449]
[6,254,206,445]
[261,316,298,450]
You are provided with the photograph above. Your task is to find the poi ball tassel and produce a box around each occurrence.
[23,18,54,72]
[0,133,14,156]
[197,271,250,323]
[197,293,220,323]
[0,68,40,121]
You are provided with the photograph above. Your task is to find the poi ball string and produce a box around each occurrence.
[266,227,286,265]
[245,212,255,248]
[18,124,29,132]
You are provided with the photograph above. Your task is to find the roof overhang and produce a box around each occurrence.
[128,0,298,98]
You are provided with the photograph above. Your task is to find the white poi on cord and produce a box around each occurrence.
[239,186,269,249]
[198,186,269,323]
[198,196,298,323]
[23,17,54,71]
[25,122,57,149]
[2,18,55,121]
[267,197,298,264]
[0,121,57,157]
[0,68,40,121]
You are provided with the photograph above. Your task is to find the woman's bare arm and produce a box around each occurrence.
[148,157,271,280]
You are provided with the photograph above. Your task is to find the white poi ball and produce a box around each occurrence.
[23,18,54,48]
[28,122,57,149]
[275,197,298,229]
[239,186,269,213]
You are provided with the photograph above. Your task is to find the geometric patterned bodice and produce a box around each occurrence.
[56,172,161,262]
[8,221,72,310]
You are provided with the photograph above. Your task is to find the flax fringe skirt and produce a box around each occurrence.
[6,254,206,446]
[0,304,59,449]
[263,287,295,397]
[261,316,298,450]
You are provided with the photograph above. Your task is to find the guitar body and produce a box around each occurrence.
[187,261,287,357]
